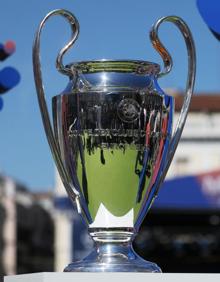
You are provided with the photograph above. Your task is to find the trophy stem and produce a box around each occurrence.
[64,229,161,272]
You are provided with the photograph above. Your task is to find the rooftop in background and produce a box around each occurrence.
[174,93,220,112]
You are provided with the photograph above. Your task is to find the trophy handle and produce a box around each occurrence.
[32,9,81,212]
[150,16,196,192]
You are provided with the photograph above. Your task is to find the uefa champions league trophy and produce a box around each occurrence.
[33,9,196,272]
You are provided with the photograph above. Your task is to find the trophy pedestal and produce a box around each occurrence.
[4,273,220,282]
[64,238,161,272]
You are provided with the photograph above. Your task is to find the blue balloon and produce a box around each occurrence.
[0,67,21,91]
[197,0,220,36]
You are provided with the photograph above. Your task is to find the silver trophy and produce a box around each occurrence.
[33,9,196,272]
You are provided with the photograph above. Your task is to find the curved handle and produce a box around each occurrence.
[32,9,81,211]
[150,16,196,192]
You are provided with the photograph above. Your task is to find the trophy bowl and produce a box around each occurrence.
[33,10,196,272]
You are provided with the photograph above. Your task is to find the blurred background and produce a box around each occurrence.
[1,0,220,280]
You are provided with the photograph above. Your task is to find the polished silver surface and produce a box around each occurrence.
[33,9,196,272]
[52,60,173,228]
[33,9,81,212]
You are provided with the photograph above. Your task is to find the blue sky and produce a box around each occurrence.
[0,0,219,191]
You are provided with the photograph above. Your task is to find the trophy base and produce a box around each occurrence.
[64,229,161,273]
[64,253,161,272]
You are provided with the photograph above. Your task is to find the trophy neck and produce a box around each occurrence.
[89,228,135,243]
[82,229,138,270]
[94,241,135,263]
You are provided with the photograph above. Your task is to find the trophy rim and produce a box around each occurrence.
[67,59,160,75]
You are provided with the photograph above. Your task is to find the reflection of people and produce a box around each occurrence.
[197,0,220,40]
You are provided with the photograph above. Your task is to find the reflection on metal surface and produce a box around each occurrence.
[52,68,172,228]
[33,9,195,272]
